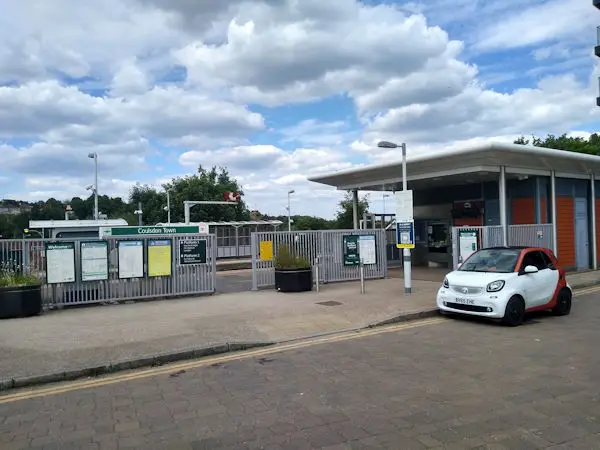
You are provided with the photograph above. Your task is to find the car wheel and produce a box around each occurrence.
[552,288,572,316]
[502,296,525,327]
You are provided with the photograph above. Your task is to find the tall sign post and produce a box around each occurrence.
[379,141,414,295]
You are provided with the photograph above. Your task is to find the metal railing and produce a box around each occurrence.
[451,224,554,269]
[0,234,217,307]
[250,229,387,290]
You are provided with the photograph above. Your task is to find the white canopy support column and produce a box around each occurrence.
[499,166,508,246]
[550,170,558,256]
[352,189,359,229]
[591,173,597,270]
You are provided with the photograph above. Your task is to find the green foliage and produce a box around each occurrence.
[0,165,253,237]
[335,191,369,229]
[0,263,41,288]
[274,244,311,270]
[514,133,600,155]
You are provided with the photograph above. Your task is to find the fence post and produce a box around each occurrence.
[251,232,258,291]
[314,256,320,292]
[359,261,365,294]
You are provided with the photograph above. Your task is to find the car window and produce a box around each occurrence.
[539,251,556,270]
[520,251,547,271]
[459,249,520,273]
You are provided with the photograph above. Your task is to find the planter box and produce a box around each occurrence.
[275,267,313,293]
[0,285,42,319]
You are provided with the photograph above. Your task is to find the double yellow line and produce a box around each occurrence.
[0,317,445,404]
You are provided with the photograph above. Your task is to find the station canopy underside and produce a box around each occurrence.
[308,142,600,191]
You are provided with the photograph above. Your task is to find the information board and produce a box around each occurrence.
[148,239,172,277]
[458,230,478,263]
[45,242,76,284]
[179,239,207,265]
[343,235,360,266]
[396,221,415,249]
[81,241,109,282]
[259,240,273,261]
[118,240,144,279]
[395,190,414,222]
[358,235,377,265]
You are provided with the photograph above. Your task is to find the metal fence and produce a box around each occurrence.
[251,229,387,290]
[0,234,217,307]
[451,224,554,269]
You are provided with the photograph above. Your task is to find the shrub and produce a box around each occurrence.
[274,244,311,270]
[0,262,41,288]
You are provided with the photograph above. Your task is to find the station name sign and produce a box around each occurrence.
[100,225,204,237]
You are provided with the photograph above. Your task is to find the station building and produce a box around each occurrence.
[309,143,600,272]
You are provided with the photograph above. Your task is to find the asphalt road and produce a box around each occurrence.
[2,289,600,449]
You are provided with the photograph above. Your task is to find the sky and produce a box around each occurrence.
[0,0,599,219]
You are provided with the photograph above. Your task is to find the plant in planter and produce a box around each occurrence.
[0,264,43,319]
[274,244,313,293]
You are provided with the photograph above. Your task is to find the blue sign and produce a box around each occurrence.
[396,221,415,249]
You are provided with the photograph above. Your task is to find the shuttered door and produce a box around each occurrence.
[511,197,535,224]
[556,197,575,268]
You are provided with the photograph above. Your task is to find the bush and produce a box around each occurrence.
[0,263,41,288]
[274,244,311,270]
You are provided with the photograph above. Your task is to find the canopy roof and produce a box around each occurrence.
[309,142,600,191]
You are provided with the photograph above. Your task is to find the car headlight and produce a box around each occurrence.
[442,277,449,288]
[486,280,505,292]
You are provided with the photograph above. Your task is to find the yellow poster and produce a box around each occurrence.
[148,239,172,277]
[259,240,273,261]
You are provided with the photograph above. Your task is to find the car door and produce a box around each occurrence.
[517,251,545,307]
[538,250,560,304]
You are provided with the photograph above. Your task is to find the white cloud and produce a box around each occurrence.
[1,0,599,219]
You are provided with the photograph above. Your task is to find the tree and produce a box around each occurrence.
[335,191,369,229]
[514,133,600,155]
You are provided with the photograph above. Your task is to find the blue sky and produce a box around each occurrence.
[0,0,599,218]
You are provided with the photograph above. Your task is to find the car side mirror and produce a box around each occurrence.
[524,265,538,274]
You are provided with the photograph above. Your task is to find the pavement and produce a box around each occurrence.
[0,267,599,391]
[2,290,600,449]
[0,276,441,389]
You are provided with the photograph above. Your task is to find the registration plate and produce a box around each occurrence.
[454,297,475,305]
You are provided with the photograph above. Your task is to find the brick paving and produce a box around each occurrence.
[1,290,600,449]
[0,277,440,383]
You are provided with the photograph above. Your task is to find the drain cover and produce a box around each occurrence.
[316,300,342,307]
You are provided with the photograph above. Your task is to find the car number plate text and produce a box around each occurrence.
[454,297,475,305]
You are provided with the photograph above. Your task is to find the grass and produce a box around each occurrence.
[0,271,41,288]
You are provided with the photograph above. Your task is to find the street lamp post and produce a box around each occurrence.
[88,152,99,220]
[165,188,173,224]
[382,193,390,228]
[287,189,295,232]
[378,140,412,295]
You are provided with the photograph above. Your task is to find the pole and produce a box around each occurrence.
[401,143,412,295]
[550,170,558,256]
[94,154,99,220]
[287,192,292,232]
[359,261,365,294]
[138,201,142,226]
[591,174,597,270]
[499,165,508,246]
[167,190,171,224]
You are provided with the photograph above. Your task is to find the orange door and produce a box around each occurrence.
[556,197,575,269]
[511,197,535,224]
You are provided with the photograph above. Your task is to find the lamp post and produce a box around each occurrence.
[88,152,99,220]
[165,188,173,224]
[378,140,412,294]
[287,189,295,232]
[382,193,390,228]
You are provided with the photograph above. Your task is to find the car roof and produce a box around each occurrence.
[484,246,550,252]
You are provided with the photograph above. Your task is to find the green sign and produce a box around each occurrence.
[102,226,200,237]
[343,235,360,266]
[179,239,207,265]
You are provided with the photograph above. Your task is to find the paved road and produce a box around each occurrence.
[2,291,600,449]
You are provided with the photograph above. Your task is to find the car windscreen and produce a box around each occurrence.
[458,249,520,273]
